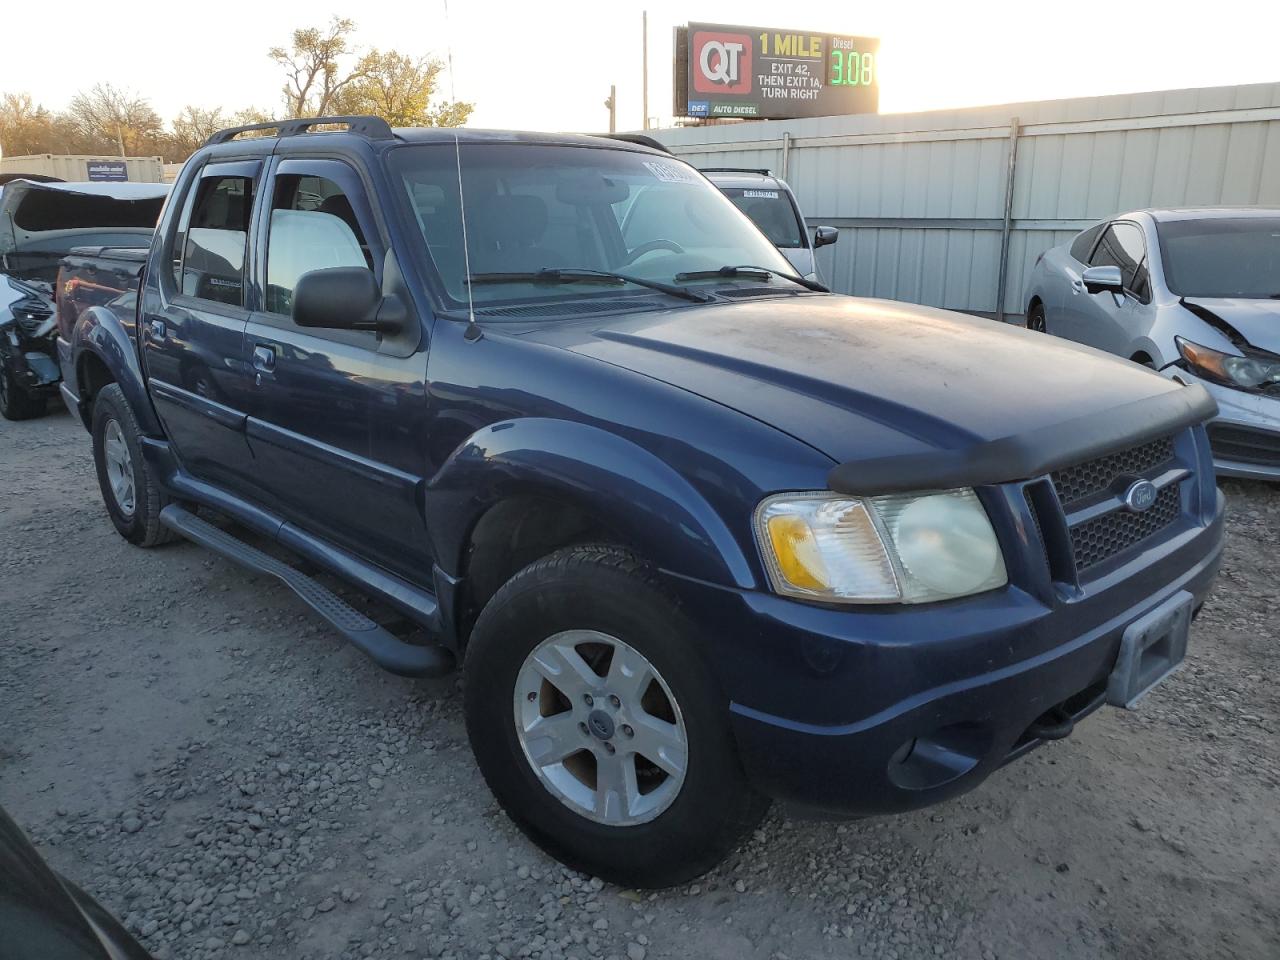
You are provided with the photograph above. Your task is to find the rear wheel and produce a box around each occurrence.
[1026,302,1047,333]
[464,545,767,887]
[91,383,176,547]
[0,361,46,420]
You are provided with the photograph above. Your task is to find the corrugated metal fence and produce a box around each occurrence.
[656,82,1280,321]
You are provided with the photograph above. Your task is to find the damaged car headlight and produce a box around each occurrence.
[754,489,1007,604]
[1176,337,1280,391]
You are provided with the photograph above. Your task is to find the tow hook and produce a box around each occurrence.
[1026,705,1075,741]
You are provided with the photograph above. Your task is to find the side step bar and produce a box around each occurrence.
[159,505,454,678]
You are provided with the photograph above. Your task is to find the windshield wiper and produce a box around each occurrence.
[467,268,712,303]
[673,264,829,292]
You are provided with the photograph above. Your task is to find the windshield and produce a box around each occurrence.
[387,143,797,309]
[1157,217,1280,299]
[717,185,804,248]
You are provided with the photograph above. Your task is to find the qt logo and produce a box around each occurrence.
[692,31,752,94]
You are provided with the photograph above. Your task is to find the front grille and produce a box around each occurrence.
[1069,484,1180,570]
[1207,424,1280,468]
[1051,435,1175,506]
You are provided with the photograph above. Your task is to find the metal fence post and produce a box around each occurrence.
[994,117,1020,323]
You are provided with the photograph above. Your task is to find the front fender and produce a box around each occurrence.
[70,303,162,436]
[425,417,757,590]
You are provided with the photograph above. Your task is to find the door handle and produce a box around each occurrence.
[252,344,276,373]
[149,319,167,340]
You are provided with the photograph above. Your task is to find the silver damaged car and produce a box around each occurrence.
[1026,208,1280,481]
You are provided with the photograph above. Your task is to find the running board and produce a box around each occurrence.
[159,505,455,678]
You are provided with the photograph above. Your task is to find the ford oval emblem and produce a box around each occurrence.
[1123,479,1158,513]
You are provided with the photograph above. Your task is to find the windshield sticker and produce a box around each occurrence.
[643,160,699,184]
[742,190,780,198]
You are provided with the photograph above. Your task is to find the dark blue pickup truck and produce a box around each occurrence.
[58,116,1224,887]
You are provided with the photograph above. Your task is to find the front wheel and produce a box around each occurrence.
[464,545,768,887]
[0,361,46,420]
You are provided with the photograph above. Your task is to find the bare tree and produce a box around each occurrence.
[269,17,367,118]
[168,105,229,159]
[66,84,162,157]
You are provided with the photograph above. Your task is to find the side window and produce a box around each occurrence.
[1069,222,1105,263]
[1090,222,1150,301]
[265,174,373,316]
[181,175,255,306]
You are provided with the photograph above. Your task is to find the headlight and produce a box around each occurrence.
[1176,337,1280,390]
[755,489,1007,604]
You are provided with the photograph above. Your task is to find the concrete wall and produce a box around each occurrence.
[654,82,1280,320]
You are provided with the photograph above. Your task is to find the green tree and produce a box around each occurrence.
[335,50,473,127]
[269,16,365,118]
[269,19,473,126]
[0,93,58,155]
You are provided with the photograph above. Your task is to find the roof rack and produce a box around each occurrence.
[205,115,396,146]
[599,133,671,154]
[699,167,773,176]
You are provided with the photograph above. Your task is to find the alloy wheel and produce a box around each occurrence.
[513,630,688,826]
[102,419,136,517]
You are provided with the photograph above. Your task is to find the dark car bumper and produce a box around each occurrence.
[665,491,1224,817]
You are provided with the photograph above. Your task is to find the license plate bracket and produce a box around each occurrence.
[1106,590,1193,709]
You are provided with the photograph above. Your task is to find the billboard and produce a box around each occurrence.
[675,22,879,121]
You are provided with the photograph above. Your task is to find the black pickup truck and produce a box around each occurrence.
[58,116,1224,887]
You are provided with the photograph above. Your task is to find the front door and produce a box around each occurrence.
[241,158,433,582]
[1071,220,1154,357]
[141,161,260,497]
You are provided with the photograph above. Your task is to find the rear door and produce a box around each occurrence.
[141,161,260,496]
[241,157,433,581]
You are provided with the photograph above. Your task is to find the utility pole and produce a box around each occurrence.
[642,10,649,130]
[604,85,616,134]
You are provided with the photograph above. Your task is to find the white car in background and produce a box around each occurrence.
[1025,208,1280,481]
[701,168,838,281]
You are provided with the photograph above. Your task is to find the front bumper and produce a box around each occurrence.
[1169,372,1280,481]
[2,330,60,393]
[665,490,1224,816]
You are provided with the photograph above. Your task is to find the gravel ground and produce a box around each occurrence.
[2,407,1277,960]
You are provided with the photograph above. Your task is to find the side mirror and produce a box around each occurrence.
[292,266,403,333]
[813,225,839,248]
[1082,264,1124,295]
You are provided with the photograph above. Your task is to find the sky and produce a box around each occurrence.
[3,0,1279,135]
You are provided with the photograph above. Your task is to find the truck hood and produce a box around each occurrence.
[0,179,168,256]
[1181,297,1280,353]
[529,295,1206,477]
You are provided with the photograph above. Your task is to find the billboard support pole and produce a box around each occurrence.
[781,132,792,180]
[995,116,1020,324]
[642,11,650,130]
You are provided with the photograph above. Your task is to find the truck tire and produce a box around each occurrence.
[0,363,46,420]
[91,383,176,547]
[464,544,768,888]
